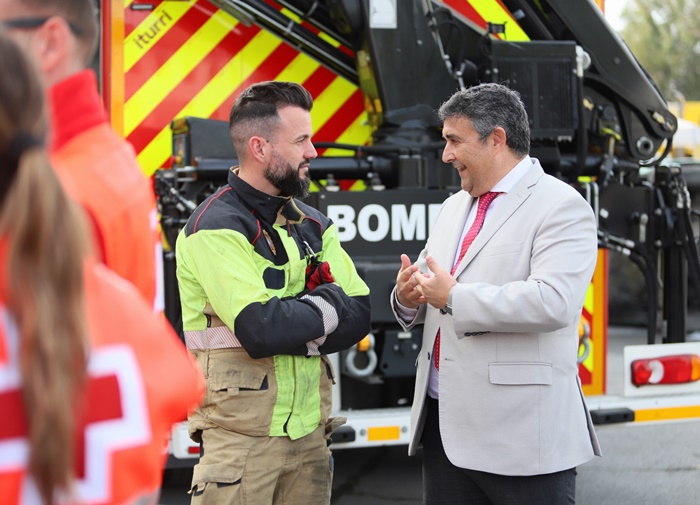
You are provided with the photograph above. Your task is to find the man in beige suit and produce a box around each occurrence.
[392,83,601,505]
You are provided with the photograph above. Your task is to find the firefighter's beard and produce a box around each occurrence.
[265,151,311,198]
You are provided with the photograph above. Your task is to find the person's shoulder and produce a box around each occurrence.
[538,173,588,199]
[52,123,125,163]
[531,174,596,223]
[85,260,150,309]
[84,259,179,346]
[84,126,152,191]
[52,126,153,207]
[184,185,253,236]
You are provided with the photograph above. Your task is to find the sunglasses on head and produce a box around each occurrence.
[2,16,84,36]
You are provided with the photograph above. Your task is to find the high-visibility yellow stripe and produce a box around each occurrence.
[318,30,342,47]
[124,2,193,72]
[334,113,371,144]
[138,87,369,175]
[467,0,529,41]
[584,282,594,314]
[281,8,342,48]
[635,406,700,422]
[137,130,174,176]
[348,180,368,191]
[312,76,357,134]
[186,30,283,117]
[581,333,595,372]
[136,29,283,173]
[275,53,320,84]
[124,10,237,137]
[367,426,401,441]
[323,114,372,157]
[133,7,359,174]
[585,250,607,396]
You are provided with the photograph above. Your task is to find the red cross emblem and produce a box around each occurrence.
[0,308,152,503]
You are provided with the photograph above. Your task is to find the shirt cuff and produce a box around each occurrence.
[394,291,418,323]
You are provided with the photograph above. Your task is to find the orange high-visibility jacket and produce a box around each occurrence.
[0,254,203,504]
[49,70,163,312]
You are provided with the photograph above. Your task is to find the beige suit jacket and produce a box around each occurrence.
[392,160,601,476]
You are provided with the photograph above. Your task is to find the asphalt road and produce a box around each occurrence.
[159,420,700,505]
[158,325,700,504]
[331,418,700,504]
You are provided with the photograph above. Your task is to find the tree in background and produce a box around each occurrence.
[617,0,700,101]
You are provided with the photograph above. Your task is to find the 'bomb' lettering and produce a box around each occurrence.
[327,203,442,243]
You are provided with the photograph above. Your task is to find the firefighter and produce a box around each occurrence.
[0,31,204,505]
[176,81,371,504]
[0,0,162,311]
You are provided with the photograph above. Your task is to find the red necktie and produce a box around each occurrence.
[434,191,501,370]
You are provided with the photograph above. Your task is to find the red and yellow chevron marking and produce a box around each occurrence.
[580,249,608,396]
[105,0,371,177]
[440,0,529,41]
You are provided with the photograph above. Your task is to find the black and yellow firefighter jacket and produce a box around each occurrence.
[176,168,371,439]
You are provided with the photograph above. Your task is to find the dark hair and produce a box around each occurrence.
[0,29,89,504]
[438,83,531,157]
[229,81,313,158]
[23,0,99,65]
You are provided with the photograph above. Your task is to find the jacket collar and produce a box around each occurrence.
[451,161,544,277]
[48,69,106,153]
[227,168,304,224]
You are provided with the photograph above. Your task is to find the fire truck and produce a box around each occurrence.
[101,0,700,466]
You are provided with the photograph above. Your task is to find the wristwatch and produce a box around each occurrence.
[440,289,454,315]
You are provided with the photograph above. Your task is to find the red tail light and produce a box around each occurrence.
[631,354,700,387]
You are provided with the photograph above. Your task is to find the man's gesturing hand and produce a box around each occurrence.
[414,256,457,310]
[396,254,426,309]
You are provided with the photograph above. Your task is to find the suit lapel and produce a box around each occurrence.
[452,163,544,278]
[433,192,474,272]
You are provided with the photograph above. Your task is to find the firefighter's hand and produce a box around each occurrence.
[414,256,456,310]
[305,261,335,291]
[396,254,427,309]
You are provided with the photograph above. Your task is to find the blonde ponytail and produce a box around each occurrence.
[0,32,90,504]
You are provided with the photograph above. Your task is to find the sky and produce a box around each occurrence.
[603,0,628,31]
